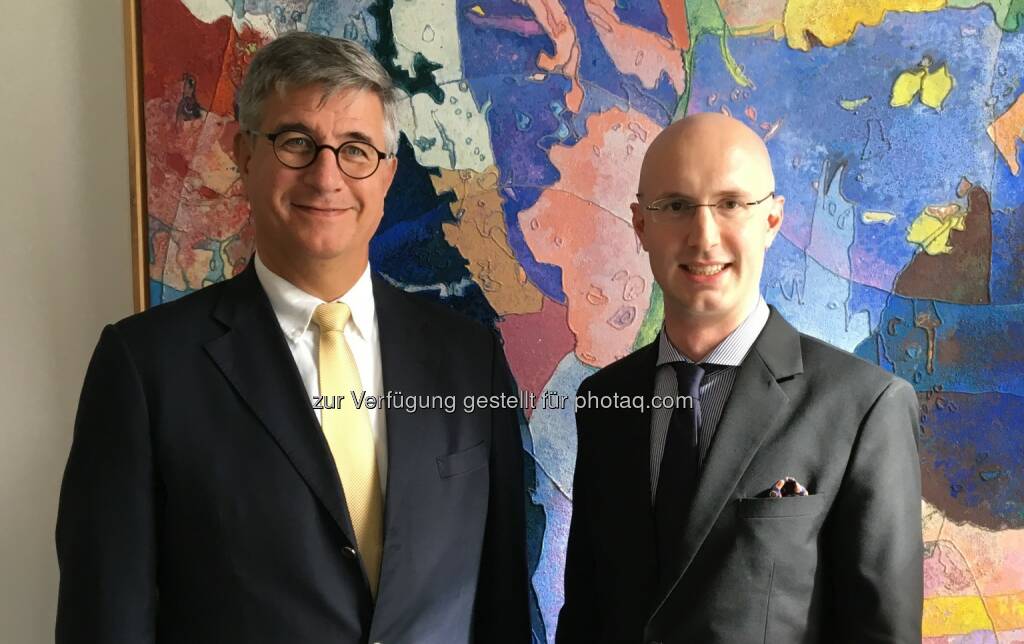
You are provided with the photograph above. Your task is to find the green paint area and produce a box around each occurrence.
[675,0,753,120]
[634,283,665,350]
[368,0,446,104]
[950,0,1024,31]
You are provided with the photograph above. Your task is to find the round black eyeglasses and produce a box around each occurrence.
[249,129,394,180]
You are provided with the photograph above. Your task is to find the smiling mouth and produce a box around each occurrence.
[294,204,348,214]
[682,263,729,276]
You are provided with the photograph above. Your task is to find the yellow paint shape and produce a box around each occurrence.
[921,64,955,109]
[906,203,966,255]
[923,596,992,636]
[923,592,1024,636]
[988,92,1024,175]
[862,211,896,224]
[470,5,485,16]
[891,68,926,107]
[839,96,870,110]
[784,0,945,51]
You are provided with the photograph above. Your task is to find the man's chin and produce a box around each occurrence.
[666,292,736,320]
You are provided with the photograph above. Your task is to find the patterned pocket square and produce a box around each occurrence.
[767,476,809,498]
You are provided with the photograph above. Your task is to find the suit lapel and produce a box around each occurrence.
[650,308,803,618]
[370,276,433,586]
[204,264,357,547]
[607,341,660,570]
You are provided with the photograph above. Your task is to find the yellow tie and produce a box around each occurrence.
[313,302,383,597]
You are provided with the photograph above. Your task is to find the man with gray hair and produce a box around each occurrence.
[57,32,530,643]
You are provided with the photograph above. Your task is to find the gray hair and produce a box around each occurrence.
[237,31,400,154]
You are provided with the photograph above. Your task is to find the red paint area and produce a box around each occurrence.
[141,3,263,289]
[497,298,576,417]
[141,0,232,106]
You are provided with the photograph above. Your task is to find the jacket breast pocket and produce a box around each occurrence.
[436,441,489,479]
[735,494,828,643]
[736,493,826,519]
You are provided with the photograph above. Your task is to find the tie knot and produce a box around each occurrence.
[671,362,705,397]
[313,302,351,333]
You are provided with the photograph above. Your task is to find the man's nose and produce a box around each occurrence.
[302,147,348,192]
[686,205,721,250]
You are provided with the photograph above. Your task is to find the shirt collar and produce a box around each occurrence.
[657,295,770,367]
[254,252,376,343]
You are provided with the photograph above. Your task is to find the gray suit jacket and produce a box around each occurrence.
[557,308,922,643]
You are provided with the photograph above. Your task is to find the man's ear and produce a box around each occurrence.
[765,194,784,247]
[380,154,398,192]
[233,130,252,179]
[631,202,648,251]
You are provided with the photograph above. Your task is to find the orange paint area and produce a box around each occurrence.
[517,108,660,367]
[437,167,544,316]
[988,92,1024,176]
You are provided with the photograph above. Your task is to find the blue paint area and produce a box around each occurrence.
[530,465,571,644]
[371,136,497,325]
[983,25,1024,303]
[688,8,1004,291]
[528,352,598,494]
[991,201,1024,304]
[805,161,856,279]
[849,280,894,338]
[519,413,548,644]
[453,11,574,301]
[526,352,596,642]
[613,0,672,40]
[762,231,809,305]
[777,257,872,352]
[151,279,190,307]
[919,390,1024,529]
[503,186,566,303]
[763,163,871,351]
[565,0,679,115]
[471,75,568,188]
[515,110,533,131]
[458,0,551,79]
[457,0,576,189]
[455,0,673,309]
[197,238,227,285]
[306,1,379,44]
[853,331,892,370]
[618,75,678,126]
[878,295,1024,396]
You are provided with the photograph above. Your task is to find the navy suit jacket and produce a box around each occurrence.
[56,263,530,643]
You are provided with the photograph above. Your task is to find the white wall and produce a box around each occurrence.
[0,1,133,640]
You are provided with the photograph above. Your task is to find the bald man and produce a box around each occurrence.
[557,114,922,643]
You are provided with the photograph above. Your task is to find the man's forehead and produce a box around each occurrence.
[261,85,384,131]
[639,146,771,192]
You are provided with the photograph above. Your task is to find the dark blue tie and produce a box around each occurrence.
[654,361,704,593]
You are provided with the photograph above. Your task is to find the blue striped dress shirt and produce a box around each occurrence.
[650,297,770,502]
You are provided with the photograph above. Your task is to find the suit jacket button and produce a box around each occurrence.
[342,546,357,559]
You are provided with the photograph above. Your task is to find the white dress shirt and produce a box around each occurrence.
[254,253,388,495]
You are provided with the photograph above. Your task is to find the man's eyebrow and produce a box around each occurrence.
[337,130,381,147]
[266,124,378,146]
[653,191,697,201]
[653,189,751,200]
[268,122,316,136]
